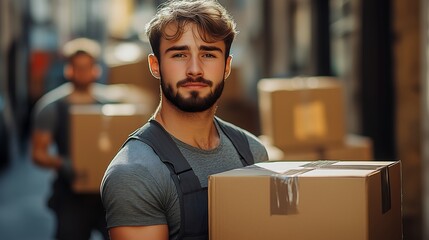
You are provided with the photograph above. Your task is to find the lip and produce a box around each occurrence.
[181,82,209,89]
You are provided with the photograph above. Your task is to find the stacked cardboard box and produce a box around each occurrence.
[209,161,402,240]
[70,103,152,193]
[107,58,160,98]
[258,77,373,161]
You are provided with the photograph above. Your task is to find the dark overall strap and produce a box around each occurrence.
[126,120,207,240]
[125,118,254,240]
[215,117,254,166]
[56,98,70,157]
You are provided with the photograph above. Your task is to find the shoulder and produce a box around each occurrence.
[32,85,71,131]
[101,139,175,198]
[101,139,179,228]
[240,127,269,163]
[215,117,268,163]
[91,83,112,103]
[33,83,72,116]
[102,139,171,185]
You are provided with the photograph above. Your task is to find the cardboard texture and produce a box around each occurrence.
[102,83,158,108]
[107,58,160,97]
[323,134,373,160]
[70,103,152,192]
[258,77,346,150]
[209,161,402,240]
[282,134,373,161]
[260,134,373,161]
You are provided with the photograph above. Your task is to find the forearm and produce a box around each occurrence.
[31,130,64,170]
[32,150,63,170]
[109,225,169,240]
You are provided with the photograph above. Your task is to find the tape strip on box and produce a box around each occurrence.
[268,161,392,215]
[270,168,314,215]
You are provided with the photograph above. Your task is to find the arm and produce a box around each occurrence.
[31,129,63,169]
[101,141,180,240]
[244,130,269,163]
[109,225,169,240]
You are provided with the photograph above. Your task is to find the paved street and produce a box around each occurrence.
[0,140,55,240]
[0,140,103,240]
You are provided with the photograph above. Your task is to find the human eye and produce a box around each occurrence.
[172,53,186,58]
[202,53,216,58]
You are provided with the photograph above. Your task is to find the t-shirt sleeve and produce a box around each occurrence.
[32,101,57,132]
[245,131,269,163]
[32,83,73,132]
[100,140,179,229]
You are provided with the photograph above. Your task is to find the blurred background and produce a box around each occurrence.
[0,0,428,239]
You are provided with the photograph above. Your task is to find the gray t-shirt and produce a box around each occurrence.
[101,120,268,240]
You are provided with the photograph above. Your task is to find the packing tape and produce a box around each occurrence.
[268,161,392,215]
[270,168,313,215]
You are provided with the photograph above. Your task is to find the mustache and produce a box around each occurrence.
[176,77,213,88]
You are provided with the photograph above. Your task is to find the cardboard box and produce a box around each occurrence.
[261,134,373,161]
[286,134,373,161]
[259,135,318,161]
[70,103,152,192]
[258,77,346,150]
[107,59,160,97]
[324,134,373,160]
[209,161,402,240]
[220,67,245,102]
[103,83,158,109]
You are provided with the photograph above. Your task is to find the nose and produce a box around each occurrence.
[186,56,203,78]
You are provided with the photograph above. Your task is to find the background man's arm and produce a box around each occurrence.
[109,225,169,240]
[31,130,62,169]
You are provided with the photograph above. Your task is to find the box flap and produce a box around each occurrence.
[254,161,394,177]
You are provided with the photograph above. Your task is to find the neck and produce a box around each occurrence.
[154,99,219,150]
[68,85,95,104]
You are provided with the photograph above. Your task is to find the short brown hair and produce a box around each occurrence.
[145,0,238,60]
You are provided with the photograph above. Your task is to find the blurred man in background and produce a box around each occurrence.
[31,38,109,240]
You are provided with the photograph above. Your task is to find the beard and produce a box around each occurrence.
[72,82,91,92]
[161,74,225,113]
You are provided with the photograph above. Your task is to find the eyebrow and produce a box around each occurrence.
[200,45,223,53]
[165,45,189,53]
[165,45,224,54]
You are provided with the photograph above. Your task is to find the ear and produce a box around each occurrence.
[148,54,160,79]
[92,64,102,79]
[63,64,73,80]
[224,55,233,80]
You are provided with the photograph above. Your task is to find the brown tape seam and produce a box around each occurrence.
[270,161,392,215]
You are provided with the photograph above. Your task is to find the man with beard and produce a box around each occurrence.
[31,38,109,240]
[100,1,268,240]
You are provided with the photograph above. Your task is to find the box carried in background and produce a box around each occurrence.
[209,161,402,240]
[70,103,152,192]
[258,77,346,150]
